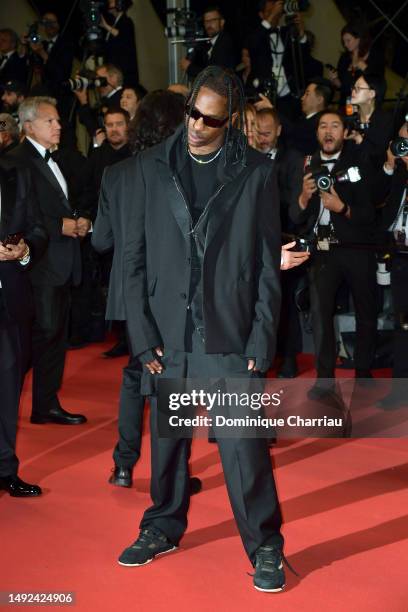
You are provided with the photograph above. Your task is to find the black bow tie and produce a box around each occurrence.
[44,149,59,163]
[320,158,337,166]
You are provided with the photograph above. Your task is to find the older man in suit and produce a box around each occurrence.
[0,157,48,496]
[9,97,91,425]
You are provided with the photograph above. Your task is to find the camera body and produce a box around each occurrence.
[308,165,362,192]
[27,22,41,44]
[390,137,408,158]
[164,8,204,40]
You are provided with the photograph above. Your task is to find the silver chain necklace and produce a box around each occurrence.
[188,146,222,165]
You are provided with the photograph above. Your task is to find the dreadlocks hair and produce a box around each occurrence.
[184,66,247,166]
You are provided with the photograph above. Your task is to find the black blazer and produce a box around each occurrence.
[120,127,281,362]
[287,112,320,156]
[0,51,28,88]
[0,160,48,326]
[8,139,89,287]
[372,161,408,231]
[186,31,237,79]
[245,23,312,98]
[289,144,376,243]
[92,153,135,321]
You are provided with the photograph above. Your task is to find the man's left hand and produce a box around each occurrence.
[76,217,91,237]
[321,186,347,213]
[0,239,28,261]
[345,128,363,145]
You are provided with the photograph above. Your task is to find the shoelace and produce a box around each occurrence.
[131,528,164,549]
[248,549,299,578]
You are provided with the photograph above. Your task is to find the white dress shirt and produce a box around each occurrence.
[315,151,341,228]
[26,136,68,199]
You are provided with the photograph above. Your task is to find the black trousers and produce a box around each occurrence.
[0,292,31,477]
[140,331,283,564]
[31,284,70,417]
[308,248,377,377]
[391,255,408,378]
[112,354,145,468]
[277,266,304,359]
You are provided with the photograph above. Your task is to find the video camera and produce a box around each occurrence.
[307,165,362,192]
[165,8,204,42]
[390,137,408,158]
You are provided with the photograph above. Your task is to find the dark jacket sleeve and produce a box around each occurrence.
[123,155,162,355]
[244,164,281,364]
[20,168,49,268]
[92,166,114,253]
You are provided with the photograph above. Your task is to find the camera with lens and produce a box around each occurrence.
[27,21,41,44]
[308,165,362,192]
[291,237,315,252]
[390,137,408,158]
[80,0,105,42]
[246,76,277,104]
[165,8,204,41]
[62,73,108,92]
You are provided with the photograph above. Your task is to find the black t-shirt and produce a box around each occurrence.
[180,149,222,225]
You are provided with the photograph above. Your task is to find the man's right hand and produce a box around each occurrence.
[62,218,79,238]
[299,172,317,209]
[141,347,164,374]
[74,88,88,106]
[265,0,284,25]
[384,143,397,173]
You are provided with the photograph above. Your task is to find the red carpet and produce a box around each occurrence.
[1,343,407,611]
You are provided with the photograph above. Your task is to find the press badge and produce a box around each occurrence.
[317,238,330,251]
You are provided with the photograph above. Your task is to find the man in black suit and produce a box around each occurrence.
[1,80,26,124]
[0,29,28,88]
[116,67,286,593]
[0,113,20,157]
[290,111,377,382]
[256,107,307,377]
[372,123,408,409]
[0,157,48,496]
[287,77,332,156]
[9,96,90,425]
[244,0,312,120]
[180,6,237,80]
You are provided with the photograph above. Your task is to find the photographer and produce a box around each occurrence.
[120,84,147,121]
[75,63,124,140]
[290,111,377,382]
[244,0,312,120]
[372,122,408,409]
[0,28,28,87]
[327,21,385,107]
[345,74,393,172]
[180,5,237,80]
[101,0,139,87]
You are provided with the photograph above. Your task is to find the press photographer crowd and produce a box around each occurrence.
[0,0,407,592]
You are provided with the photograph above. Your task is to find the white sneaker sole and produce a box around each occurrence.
[254,584,285,593]
[118,546,178,567]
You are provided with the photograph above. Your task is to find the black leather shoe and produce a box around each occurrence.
[0,475,42,497]
[103,341,129,359]
[189,477,202,495]
[31,407,87,425]
[109,466,133,487]
[277,357,298,379]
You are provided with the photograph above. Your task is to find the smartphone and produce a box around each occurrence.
[2,232,24,247]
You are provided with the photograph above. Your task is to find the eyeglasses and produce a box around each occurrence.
[185,104,229,128]
[352,85,371,92]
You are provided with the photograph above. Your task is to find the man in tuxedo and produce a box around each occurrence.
[117,66,286,593]
[180,6,237,80]
[0,28,28,88]
[9,96,90,425]
[0,157,48,496]
[76,64,124,140]
[256,107,306,377]
[372,123,408,409]
[244,0,312,120]
[290,111,377,382]
[1,80,26,124]
[287,77,332,156]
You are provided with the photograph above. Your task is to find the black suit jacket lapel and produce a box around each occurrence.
[155,159,192,240]
[24,140,72,212]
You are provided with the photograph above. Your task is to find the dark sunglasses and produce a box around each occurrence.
[185,104,229,128]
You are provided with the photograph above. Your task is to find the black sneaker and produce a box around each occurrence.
[118,527,177,567]
[253,546,285,592]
